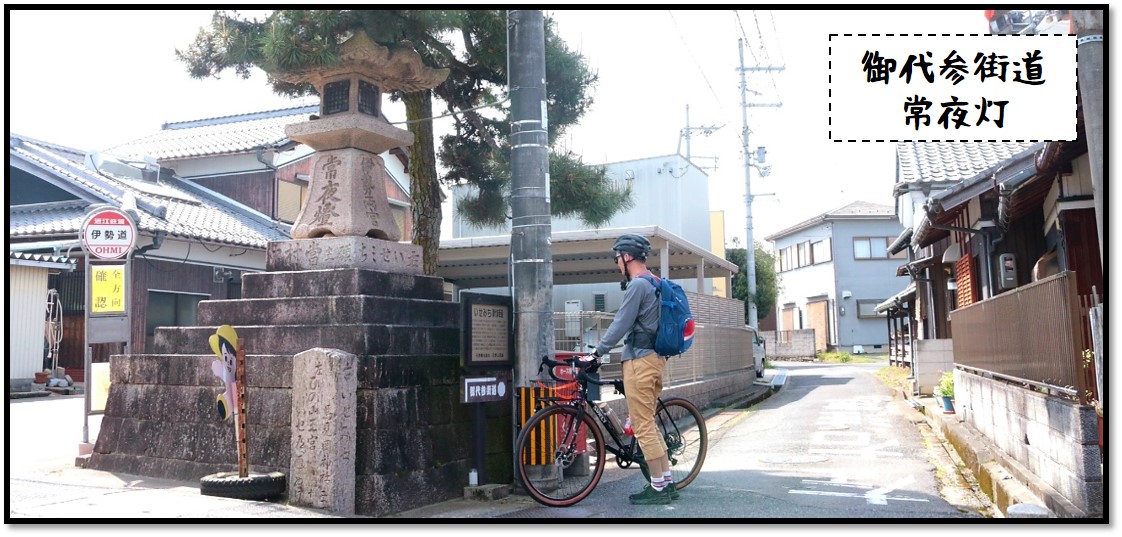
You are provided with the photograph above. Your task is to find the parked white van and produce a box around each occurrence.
[748,325,766,378]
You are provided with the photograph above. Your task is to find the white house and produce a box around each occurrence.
[765,201,904,354]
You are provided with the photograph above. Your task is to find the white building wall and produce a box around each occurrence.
[9,265,48,381]
[450,154,714,309]
[772,222,836,333]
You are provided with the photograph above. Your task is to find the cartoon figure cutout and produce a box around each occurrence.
[208,325,239,422]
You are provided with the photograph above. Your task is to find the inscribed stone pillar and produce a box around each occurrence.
[289,348,357,515]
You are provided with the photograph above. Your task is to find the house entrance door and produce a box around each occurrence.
[807,299,829,353]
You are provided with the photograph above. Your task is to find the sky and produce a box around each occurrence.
[6,8,1096,248]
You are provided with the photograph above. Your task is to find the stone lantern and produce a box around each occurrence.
[265,32,448,274]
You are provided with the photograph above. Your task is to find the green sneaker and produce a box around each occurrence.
[629,484,672,505]
[665,482,680,500]
[638,481,680,499]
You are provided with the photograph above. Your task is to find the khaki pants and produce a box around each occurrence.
[622,352,667,461]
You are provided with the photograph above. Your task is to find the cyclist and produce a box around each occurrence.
[590,234,677,505]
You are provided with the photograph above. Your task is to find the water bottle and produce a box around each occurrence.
[598,402,624,433]
[623,415,634,437]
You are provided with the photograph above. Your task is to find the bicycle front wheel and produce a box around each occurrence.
[515,405,606,507]
[655,397,708,489]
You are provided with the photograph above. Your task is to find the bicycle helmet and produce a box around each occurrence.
[612,234,650,261]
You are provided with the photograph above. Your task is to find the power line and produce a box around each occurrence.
[667,10,724,110]
[753,11,783,99]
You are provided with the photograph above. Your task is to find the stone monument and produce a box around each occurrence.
[87,34,515,518]
[267,31,448,274]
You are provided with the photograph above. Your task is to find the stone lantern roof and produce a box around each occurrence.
[273,32,449,94]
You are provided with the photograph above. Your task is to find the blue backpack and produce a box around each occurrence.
[638,275,696,357]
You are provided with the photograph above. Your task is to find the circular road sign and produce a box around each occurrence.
[82,208,137,260]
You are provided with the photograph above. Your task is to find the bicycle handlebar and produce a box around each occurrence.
[538,354,624,391]
[538,353,599,379]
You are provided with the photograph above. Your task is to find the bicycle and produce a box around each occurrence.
[514,353,708,507]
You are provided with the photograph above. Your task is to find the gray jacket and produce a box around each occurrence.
[595,275,660,361]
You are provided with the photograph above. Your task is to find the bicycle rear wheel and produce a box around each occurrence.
[655,397,707,489]
[515,405,606,507]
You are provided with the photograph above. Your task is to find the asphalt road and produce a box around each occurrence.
[490,360,993,520]
[7,362,993,523]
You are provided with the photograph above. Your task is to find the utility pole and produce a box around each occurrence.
[678,104,722,163]
[738,38,783,329]
[508,10,554,387]
[1073,10,1104,266]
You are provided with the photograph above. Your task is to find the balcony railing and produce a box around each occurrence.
[949,271,1087,398]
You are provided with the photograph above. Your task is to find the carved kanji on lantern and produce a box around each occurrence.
[275,32,449,241]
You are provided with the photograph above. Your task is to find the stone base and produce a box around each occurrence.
[463,484,511,501]
[267,236,422,274]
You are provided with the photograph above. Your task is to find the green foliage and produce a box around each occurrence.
[817,351,881,364]
[176,10,631,272]
[725,244,780,323]
[818,351,852,363]
[936,371,955,398]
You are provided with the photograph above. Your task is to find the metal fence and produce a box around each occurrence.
[949,271,1087,398]
[552,298,754,387]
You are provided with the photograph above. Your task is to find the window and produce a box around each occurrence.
[146,291,208,350]
[857,299,887,318]
[323,80,350,115]
[593,293,606,312]
[797,242,810,267]
[812,239,831,264]
[854,237,893,259]
[358,80,380,116]
[277,178,308,223]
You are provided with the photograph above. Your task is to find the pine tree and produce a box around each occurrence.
[176,9,632,274]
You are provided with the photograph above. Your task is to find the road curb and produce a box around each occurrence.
[894,388,1075,518]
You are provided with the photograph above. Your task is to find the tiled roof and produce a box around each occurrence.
[8,201,87,236]
[896,141,1038,185]
[764,201,895,241]
[824,200,894,217]
[105,102,320,160]
[10,134,290,249]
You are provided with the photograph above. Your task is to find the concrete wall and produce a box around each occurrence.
[957,372,1102,517]
[761,329,817,360]
[913,338,954,395]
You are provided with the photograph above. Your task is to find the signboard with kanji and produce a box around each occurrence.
[90,264,126,314]
[460,292,514,369]
[82,208,136,260]
[462,372,512,403]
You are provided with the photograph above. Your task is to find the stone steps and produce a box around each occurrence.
[151,324,460,357]
[242,268,446,301]
[197,295,458,327]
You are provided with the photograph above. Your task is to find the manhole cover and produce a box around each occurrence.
[496,506,597,518]
[758,454,829,464]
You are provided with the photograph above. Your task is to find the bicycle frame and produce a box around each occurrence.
[533,360,650,468]
[517,354,709,507]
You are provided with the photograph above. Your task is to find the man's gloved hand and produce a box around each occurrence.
[577,352,600,373]
[592,348,602,358]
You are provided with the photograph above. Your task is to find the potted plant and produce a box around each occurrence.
[936,371,955,414]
